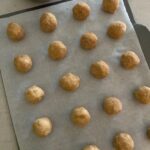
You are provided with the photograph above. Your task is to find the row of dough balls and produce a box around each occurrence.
[7,0,126,42]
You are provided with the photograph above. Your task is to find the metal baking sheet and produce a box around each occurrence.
[0,0,150,150]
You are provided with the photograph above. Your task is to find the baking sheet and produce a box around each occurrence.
[0,0,150,150]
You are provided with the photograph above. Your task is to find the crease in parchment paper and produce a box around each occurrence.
[0,0,149,150]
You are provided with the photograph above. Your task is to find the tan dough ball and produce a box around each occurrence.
[7,22,25,41]
[25,85,45,104]
[71,106,91,127]
[134,86,150,104]
[107,21,126,39]
[102,0,120,14]
[80,32,98,50]
[48,41,67,60]
[14,54,32,73]
[40,12,57,33]
[73,2,91,21]
[147,127,150,139]
[60,73,80,91]
[83,145,100,150]
[121,51,140,69]
[90,60,110,79]
[113,133,134,150]
[33,117,52,137]
[103,97,122,115]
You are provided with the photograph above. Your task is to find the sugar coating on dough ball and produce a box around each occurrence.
[147,127,150,139]
[7,22,25,41]
[14,54,32,73]
[80,32,98,50]
[103,97,122,115]
[83,145,100,150]
[25,85,45,104]
[90,60,109,79]
[107,21,126,39]
[40,12,57,33]
[102,0,120,14]
[48,41,67,60]
[134,86,150,104]
[73,2,91,21]
[113,133,134,150]
[60,73,80,91]
[33,117,52,137]
[71,106,91,127]
[121,51,140,69]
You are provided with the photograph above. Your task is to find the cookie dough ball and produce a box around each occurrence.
[103,97,122,115]
[80,32,98,50]
[147,127,150,139]
[33,117,52,137]
[71,107,91,127]
[83,145,100,150]
[7,22,25,41]
[60,73,80,91]
[48,41,67,60]
[134,86,150,104]
[113,133,134,150]
[25,85,45,104]
[102,0,120,14]
[107,21,126,39]
[73,2,91,21]
[121,51,140,69]
[90,60,109,79]
[14,54,32,73]
[40,12,57,33]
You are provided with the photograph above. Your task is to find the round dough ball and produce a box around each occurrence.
[134,86,150,104]
[60,73,80,91]
[107,21,126,39]
[33,117,52,137]
[71,106,91,127]
[121,51,140,69]
[90,60,109,79]
[7,22,25,41]
[113,133,134,150]
[80,32,98,50]
[73,2,91,21]
[102,0,120,14]
[48,41,67,60]
[40,12,57,33]
[103,97,122,115]
[25,85,45,104]
[14,54,32,73]
[83,145,100,150]
[147,127,150,139]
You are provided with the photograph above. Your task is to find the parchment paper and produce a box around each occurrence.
[0,0,150,150]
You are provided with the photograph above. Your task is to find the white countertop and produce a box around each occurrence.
[0,0,149,149]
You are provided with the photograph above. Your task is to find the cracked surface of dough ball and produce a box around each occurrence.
[14,55,32,73]
[80,32,98,50]
[33,117,52,137]
[107,21,126,39]
[102,0,120,13]
[83,145,100,150]
[147,127,150,139]
[25,85,45,104]
[73,2,91,21]
[103,97,122,115]
[135,86,150,104]
[48,41,67,60]
[121,51,140,69]
[60,73,80,91]
[40,12,57,33]
[114,133,134,150]
[7,22,25,41]
[90,60,109,79]
[71,106,91,127]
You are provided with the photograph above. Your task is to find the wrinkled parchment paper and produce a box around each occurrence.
[0,0,150,150]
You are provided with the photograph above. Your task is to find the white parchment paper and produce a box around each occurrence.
[0,0,150,150]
